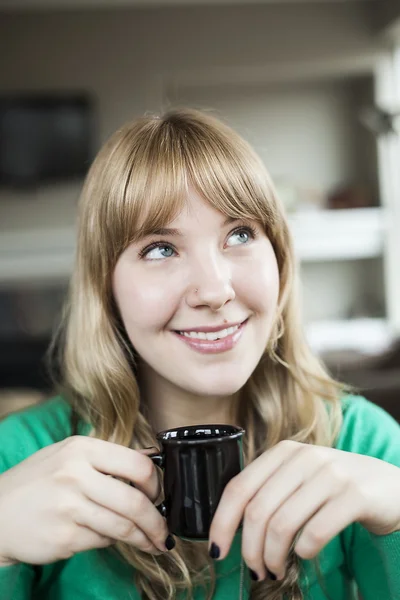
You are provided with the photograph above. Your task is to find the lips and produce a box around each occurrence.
[175,319,247,335]
[173,319,248,354]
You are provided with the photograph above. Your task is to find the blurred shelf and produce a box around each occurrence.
[0,227,75,284]
[288,207,386,262]
[306,317,394,355]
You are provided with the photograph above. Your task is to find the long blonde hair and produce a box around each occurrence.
[53,108,345,599]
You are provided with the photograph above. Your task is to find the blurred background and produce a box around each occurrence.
[0,0,400,421]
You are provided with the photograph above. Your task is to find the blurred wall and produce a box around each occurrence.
[170,78,377,203]
[374,0,400,34]
[0,2,385,234]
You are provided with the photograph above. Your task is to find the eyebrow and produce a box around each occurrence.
[146,216,240,238]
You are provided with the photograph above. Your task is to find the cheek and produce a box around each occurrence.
[112,264,178,333]
[238,251,280,313]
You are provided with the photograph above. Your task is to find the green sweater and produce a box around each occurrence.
[0,395,399,600]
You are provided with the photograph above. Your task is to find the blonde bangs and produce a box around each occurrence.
[97,117,189,262]
[89,109,284,272]
[179,111,280,234]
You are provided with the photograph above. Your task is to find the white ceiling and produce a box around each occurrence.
[0,0,379,11]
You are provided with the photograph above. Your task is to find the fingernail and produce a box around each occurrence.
[249,569,259,581]
[209,542,220,559]
[267,569,277,581]
[165,534,175,551]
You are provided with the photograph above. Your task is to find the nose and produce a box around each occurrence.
[185,253,235,312]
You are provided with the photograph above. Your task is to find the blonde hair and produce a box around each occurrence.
[53,108,345,599]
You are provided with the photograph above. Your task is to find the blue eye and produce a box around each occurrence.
[141,244,175,260]
[226,226,256,247]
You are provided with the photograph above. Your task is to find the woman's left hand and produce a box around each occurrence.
[208,440,400,581]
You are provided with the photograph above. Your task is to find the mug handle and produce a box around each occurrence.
[148,452,168,518]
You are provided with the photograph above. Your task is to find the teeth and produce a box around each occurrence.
[180,325,239,341]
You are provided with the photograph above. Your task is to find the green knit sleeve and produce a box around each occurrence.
[348,526,400,600]
[0,397,73,598]
[370,532,400,597]
[0,449,36,598]
[336,396,400,599]
[0,564,36,599]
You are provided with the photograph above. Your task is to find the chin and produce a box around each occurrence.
[179,361,256,398]
[187,376,250,399]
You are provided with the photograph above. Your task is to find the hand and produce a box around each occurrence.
[209,440,400,581]
[0,436,171,566]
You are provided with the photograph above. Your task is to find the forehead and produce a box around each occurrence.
[170,189,234,225]
[141,190,251,242]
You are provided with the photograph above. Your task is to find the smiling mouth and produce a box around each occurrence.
[173,318,248,344]
[173,319,247,354]
[177,323,241,341]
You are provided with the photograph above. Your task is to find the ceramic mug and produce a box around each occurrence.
[149,424,245,540]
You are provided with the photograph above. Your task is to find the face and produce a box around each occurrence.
[112,188,280,399]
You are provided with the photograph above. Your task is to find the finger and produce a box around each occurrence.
[261,464,344,579]
[138,447,160,455]
[79,466,169,552]
[135,448,164,502]
[294,485,361,561]
[209,440,301,559]
[68,437,161,502]
[241,445,329,579]
[75,500,163,555]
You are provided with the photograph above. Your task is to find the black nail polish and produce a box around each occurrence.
[209,542,220,559]
[249,569,259,581]
[267,569,277,581]
[165,534,175,550]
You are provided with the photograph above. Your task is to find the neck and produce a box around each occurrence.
[139,367,239,434]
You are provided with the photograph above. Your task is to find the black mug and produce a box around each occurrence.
[149,424,245,540]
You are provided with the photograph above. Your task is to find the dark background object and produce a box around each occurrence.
[326,184,375,210]
[359,105,400,137]
[0,93,95,188]
[0,336,53,392]
[325,341,400,423]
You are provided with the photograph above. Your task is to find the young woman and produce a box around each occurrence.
[0,109,399,600]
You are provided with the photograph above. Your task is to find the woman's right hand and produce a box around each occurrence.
[0,436,171,566]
